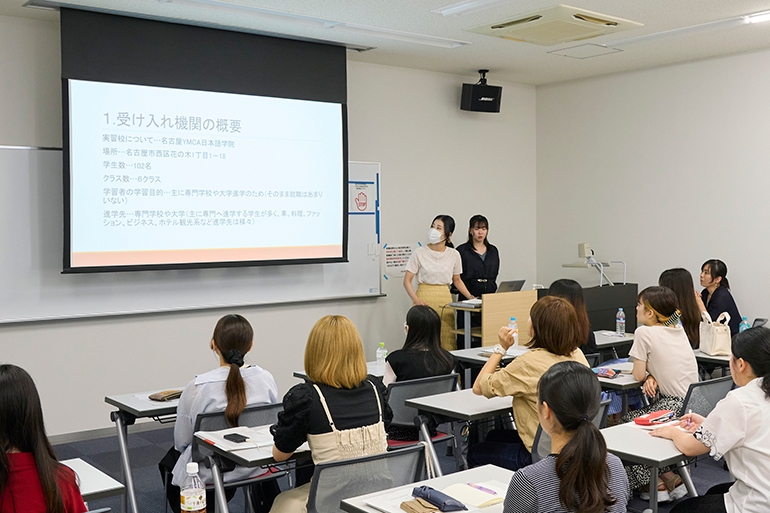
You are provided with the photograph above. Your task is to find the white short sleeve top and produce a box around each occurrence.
[629,324,698,397]
[405,246,462,285]
[695,378,770,513]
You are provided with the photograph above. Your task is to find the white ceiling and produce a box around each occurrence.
[5,0,770,84]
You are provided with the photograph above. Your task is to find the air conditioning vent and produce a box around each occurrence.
[468,4,642,46]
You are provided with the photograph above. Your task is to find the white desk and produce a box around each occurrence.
[594,330,635,359]
[693,349,731,365]
[194,425,310,513]
[293,361,385,381]
[341,464,513,513]
[404,388,513,422]
[602,423,697,513]
[104,389,183,513]
[62,458,125,502]
[595,366,644,415]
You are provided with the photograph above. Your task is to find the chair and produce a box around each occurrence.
[584,353,601,367]
[752,318,768,328]
[306,444,425,513]
[678,376,734,417]
[531,398,611,463]
[386,374,460,473]
[167,403,286,513]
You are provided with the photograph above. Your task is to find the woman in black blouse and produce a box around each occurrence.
[455,215,500,348]
[270,315,392,513]
[455,214,500,299]
[696,259,741,335]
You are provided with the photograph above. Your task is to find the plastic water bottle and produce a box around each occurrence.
[376,341,388,363]
[615,308,626,336]
[180,462,206,513]
[739,317,751,332]
[508,317,519,346]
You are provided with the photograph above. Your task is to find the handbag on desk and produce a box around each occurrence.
[699,311,731,356]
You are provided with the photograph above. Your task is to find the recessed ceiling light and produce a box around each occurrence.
[431,0,515,17]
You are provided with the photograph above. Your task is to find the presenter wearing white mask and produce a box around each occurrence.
[404,215,474,350]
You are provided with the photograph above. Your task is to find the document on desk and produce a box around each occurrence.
[197,425,274,451]
[442,480,507,507]
[365,488,487,513]
[478,345,529,358]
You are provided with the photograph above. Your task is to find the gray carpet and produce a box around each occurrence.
[54,426,731,513]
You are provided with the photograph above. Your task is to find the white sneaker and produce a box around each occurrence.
[640,488,671,502]
[669,483,689,501]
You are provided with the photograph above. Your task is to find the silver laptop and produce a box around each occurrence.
[497,280,526,293]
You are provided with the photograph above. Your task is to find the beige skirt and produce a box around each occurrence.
[416,283,456,351]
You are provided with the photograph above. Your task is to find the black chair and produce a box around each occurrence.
[164,403,286,513]
[584,353,601,367]
[531,398,611,463]
[677,376,734,417]
[385,374,460,474]
[306,444,425,513]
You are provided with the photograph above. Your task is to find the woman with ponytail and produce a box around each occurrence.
[161,314,279,512]
[0,365,87,513]
[652,327,770,513]
[623,286,698,501]
[503,361,628,513]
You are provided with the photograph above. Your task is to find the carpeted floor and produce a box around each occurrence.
[54,425,731,513]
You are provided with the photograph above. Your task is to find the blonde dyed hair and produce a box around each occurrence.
[304,315,367,388]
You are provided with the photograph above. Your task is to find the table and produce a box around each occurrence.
[194,425,310,513]
[293,361,385,381]
[404,388,513,422]
[447,303,481,350]
[595,363,644,415]
[693,349,731,365]
[62,458,125,502]
[594,330,635,359]
[105,389,182,513]
[341,464,513,513]
[450,346,524,387]
[602,423,697,513]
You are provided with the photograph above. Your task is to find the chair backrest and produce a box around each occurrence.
[386,374,459,427]
[531,398,610,463]
[679,376,734,417]
[584,353,601,368]
[306,444,425,513]
[752,318,768,328]
[192,402,283,463]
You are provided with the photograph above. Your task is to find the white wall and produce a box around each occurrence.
[536,49,770,321]
[0,15,537,436]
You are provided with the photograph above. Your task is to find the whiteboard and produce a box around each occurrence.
[0,148,382,323]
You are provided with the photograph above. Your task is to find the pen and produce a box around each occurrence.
[468,483,497,495]
[686,409,692,428]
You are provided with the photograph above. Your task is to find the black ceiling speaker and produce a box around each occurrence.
[461,69,502,113]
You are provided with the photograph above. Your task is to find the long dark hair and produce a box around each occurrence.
[432,215,456,248]
[466,214,490,248]
[0,365,75,513]
[529,297,582,356]
[702,259,730,289]
[659,268,700,348]
[548,279,590,346]
[403,306,454,375]
[538,361,617,513]
[212,314,254,426]
[732,327,770,398]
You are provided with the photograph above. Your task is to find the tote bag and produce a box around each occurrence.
[700,311,732,356]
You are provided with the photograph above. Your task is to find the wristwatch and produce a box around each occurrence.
[491,344,507,356]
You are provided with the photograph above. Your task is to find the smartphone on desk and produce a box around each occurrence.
[223,433,249,443]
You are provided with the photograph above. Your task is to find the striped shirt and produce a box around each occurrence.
[503,453,629,513]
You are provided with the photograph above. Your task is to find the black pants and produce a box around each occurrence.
[159,447,280,513]
[670,482,732,513]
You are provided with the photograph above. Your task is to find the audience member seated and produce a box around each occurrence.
[547,278,598,354]
[697,259,741,336]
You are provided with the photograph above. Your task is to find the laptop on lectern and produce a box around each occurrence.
[497,280,526,293]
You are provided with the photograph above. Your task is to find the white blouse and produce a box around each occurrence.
[405,246,462,285]
[695,378,770,513]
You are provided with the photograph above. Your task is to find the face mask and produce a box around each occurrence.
[428,228,443,244]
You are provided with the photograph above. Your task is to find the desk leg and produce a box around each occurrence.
[463,311,471,350]
[208,457,230,513]
[110,411,139,513]
[418,421,443,477]
[621,391,629,416]
[648,465,659,513]
[676,461,698,498]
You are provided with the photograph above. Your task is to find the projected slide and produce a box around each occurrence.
[67,79,344,269]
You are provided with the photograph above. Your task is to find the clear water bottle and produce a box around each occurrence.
[376,341,388,363]
[508,317,519,346]
[615,308,626,336]
[739,316,751,332]
[180,462,206,513]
